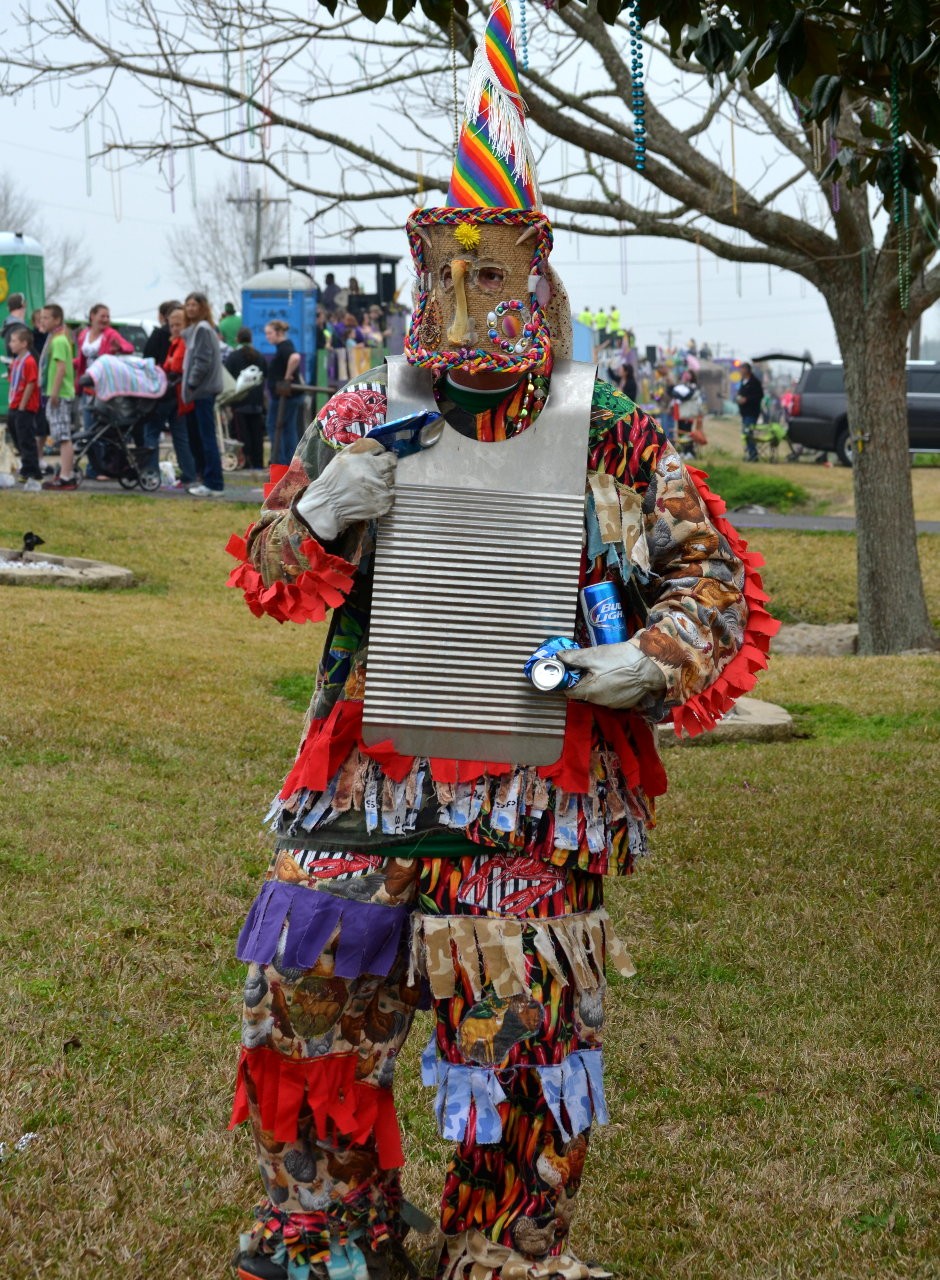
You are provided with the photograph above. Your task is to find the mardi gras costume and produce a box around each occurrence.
[226,4,777,1277]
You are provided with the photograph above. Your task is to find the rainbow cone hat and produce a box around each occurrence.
[405,0,566,373]
[447,0,540,210]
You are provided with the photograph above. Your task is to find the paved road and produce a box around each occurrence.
[5,475,940,533]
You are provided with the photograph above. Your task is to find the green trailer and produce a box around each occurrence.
[0,232,45,418]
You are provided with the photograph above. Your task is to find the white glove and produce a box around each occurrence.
[561,641,666,709]
[295,442,396,542]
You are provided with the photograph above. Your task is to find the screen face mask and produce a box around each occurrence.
[404,209,559,376]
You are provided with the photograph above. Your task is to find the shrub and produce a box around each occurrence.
[699,463,809,513]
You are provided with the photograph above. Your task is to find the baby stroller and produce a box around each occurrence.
[75,355,168,491]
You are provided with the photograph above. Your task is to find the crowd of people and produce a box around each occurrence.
[1,291,315,496]
[4,280,792,496]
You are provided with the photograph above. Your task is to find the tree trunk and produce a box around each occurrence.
[830,287,936,654]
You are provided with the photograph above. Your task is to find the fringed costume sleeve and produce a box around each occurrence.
[584,383,776,723]
[225,369,391,623]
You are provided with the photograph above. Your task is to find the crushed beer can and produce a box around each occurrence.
[523,636,581,693]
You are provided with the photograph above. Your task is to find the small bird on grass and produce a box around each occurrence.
[8,532,45,562]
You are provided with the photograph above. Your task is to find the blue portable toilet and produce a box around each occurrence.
[572,316,595,364]
[241,266,318,380]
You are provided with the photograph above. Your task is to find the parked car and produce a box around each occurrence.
[788,360,940,466]
[110,318,154,354]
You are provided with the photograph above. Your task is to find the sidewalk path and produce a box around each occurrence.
[725,511,940,534]
[6,477,940,533]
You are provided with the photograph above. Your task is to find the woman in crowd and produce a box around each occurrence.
[75,302,135,479]
[360,308,385,349]
[141,304,197,487]
[181,292,225,496]
[225,327,267,470]
[619,361,638,402]
[263,319,303,466]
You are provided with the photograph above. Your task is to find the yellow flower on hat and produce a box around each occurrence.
[453,224,482,251]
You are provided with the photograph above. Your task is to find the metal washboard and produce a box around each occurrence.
[361,357,594,765]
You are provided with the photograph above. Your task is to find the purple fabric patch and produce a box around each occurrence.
[236,881,409,977]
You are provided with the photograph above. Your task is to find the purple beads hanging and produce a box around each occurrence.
[629,0,646,171]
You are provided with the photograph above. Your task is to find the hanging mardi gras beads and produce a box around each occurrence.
[629,0,646,171]
[890,62,911,310]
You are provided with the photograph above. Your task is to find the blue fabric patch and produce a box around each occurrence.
[422,1039,608,1145]
[537,1049,609,1141]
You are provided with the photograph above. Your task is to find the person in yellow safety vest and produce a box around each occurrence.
[577,306,594,330]
[608,306,621,338]
[593,308,608,343]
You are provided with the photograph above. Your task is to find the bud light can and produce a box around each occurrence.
[523,637,581,692]
[581,582,628,646]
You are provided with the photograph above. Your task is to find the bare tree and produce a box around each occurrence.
[166,177,288,303]
[0,173,96,310]
[1,0,935,653]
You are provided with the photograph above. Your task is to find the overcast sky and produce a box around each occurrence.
[6,7,935,363]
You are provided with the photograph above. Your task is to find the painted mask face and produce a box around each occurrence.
[405,209,555,376]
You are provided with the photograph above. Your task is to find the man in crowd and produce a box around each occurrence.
[737,361,764,462]
[320,272,341,311]
[2,291,28,354]
[220,301,243,348]
[607,303,621,342]
[592,306,608,345]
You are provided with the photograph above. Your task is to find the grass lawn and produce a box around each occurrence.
[698,417,940,522]
[0,495,937,1278]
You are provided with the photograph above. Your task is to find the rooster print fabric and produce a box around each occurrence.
[233,850,611,1275]
[230,366,746,876]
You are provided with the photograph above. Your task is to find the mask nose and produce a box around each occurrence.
[445,259,471,345]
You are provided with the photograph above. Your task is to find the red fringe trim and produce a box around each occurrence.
[279,696,665,800]
[670,466,782,738]
[225,529,356,625]
[229,1046,404,1169]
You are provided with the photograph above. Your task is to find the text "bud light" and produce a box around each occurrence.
[581,582,628,646]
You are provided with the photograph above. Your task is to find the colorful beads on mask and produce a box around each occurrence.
[487,300,535,354]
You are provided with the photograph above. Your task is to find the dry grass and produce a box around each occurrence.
[700,416,940,522]
[757,530,940,627]
[0,495,937,1278]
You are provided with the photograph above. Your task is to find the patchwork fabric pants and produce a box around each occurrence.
[231,847,634,1279]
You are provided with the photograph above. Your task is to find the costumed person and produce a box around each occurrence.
[670,368,705,460]
[225,3,778,1277]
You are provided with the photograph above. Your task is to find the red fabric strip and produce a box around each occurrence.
[226,529,356,625]
[669,467,782,738]
[229,1047,404,1169]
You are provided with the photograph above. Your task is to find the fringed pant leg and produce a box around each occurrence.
[231,852,422,1274]
[415,856,627,1280]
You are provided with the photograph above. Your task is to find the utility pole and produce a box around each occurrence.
[225,187,289,274]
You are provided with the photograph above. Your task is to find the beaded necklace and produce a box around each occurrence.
[435,367,550,442]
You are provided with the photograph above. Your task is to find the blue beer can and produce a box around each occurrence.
[581,581,628,646]
[523,637,581,692]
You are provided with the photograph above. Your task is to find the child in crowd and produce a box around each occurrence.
[40,303,78,490]
[8,327,43,490]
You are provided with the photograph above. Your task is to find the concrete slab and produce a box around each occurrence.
[0,547,135,589]
[773,623,859,656]
[658,696,794,747]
